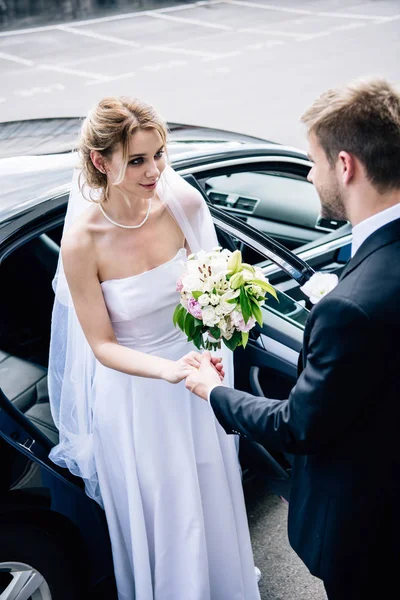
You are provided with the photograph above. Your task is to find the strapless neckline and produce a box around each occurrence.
[101,247,186,286]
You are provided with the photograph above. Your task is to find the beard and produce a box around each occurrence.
[317,180,347,221]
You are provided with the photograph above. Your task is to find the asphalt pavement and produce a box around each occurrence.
[244,477,327,600]
[1,0,399,149]
[1,2,399,598]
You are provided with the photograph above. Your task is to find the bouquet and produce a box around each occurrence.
[173,247,277,351]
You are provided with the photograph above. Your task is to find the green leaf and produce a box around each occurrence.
[192,331,202,349]
[222,330,242,351]
[177,307,187,332]
[249,299,263,327]
[173,305,187,331]
[172,304,182,327]
[209,326,221,340]
[251,279,278,300]
[184,313,196,339]
[188,324,202,342]
[192,291,203,300]
[241,331,249,348]
[240,287,251,324]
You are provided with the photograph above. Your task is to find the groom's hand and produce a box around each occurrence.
[185,351,223,400]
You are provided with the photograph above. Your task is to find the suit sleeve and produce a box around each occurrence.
[211,296,377,455]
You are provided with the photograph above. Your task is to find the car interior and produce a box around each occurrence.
[0,229,61,446]
[196,164,349,251]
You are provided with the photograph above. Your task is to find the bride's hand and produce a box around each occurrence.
[162,351,202,384]
[162,352,225,384]
[181,352,225,382]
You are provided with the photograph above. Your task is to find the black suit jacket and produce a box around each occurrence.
[211,217,400,583]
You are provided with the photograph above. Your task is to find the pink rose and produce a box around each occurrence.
[231,310,256,333]
[176,276,184,292]
[187,297,202,320]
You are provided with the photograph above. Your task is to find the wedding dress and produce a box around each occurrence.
[94,247,261,599]
[48,163,261,600]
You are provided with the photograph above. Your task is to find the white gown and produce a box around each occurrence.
[93,247,261,600]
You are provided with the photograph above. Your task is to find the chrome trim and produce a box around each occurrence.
[262,233,353,276]
[259,335,299,366]
[177,155,312,175]
[213,215,307,281]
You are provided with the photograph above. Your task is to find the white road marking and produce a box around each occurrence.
[225,0,390,21]
[0,52,34,66]
[0,1,223,36]
[146,44,217,58]
[238,27,309,39]
[13,83,66,97]
[297,31,333,41]
[331,22,366,31]
[72,0,223,27]
[56,25,141,47]
[60,49,133,67]
[246,40,284,49]
[86,71,136,85]
[202,50,242,61]
[148,11,232,31]
[38,64,108,81]
[240,20,366,43]
[0,24,57,37]
[376,14,400,23]
[58,24,217,59]
[86,56,190,85]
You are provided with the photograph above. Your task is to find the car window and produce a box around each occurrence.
[201,168,347,251]
[204,170,319,226]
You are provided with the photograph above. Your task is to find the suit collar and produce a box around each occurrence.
[340,217,400,281]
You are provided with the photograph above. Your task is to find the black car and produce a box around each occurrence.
[0,119,349,599]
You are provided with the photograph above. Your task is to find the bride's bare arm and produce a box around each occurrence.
[61,231,199,384]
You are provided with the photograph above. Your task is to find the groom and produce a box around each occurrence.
[186,77,400,600]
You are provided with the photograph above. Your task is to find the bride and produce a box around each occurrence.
[48,96,261,600]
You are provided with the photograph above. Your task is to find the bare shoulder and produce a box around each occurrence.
[61,207,98,274]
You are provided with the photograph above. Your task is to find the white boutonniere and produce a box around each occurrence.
[300,272,339,304]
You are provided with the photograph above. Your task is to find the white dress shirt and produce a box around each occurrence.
[351,202,400,257]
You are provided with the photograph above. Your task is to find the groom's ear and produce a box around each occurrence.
[337,151,355,185]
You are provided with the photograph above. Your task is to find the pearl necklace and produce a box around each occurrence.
[99,197,152,229]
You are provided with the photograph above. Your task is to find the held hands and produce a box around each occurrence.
[185,351,223,401]
[164,351,224,385]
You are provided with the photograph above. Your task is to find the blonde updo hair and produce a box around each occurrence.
[79,96,168,202]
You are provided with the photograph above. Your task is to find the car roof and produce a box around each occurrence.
[0,117,272,159]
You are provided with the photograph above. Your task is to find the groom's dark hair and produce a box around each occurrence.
[301,77,400,193]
